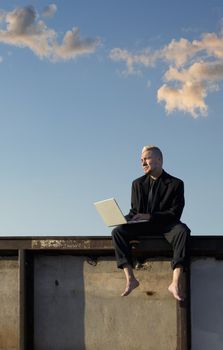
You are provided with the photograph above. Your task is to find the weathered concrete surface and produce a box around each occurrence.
[0,258,19,350]
[34,255,176,350]
[84,258,176,350]
[191,258,223,350]
[34,255,86,350]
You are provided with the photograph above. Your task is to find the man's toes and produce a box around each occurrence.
[168,284,184,301]
[121,280,139,297]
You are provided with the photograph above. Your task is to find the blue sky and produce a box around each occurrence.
[0,0,223,236]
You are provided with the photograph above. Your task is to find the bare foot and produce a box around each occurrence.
[168,282,184,301]
[121,279,140,297]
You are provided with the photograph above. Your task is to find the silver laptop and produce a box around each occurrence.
[94,198,147,227]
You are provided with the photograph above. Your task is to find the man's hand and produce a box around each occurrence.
[131,213,151,221]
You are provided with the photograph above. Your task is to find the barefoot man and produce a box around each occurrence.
[112,145,190,301]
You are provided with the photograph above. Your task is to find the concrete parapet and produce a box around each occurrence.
[0,235,222,349]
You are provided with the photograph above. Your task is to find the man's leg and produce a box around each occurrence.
[111,224,134,269]
[111,223,150,296]
[163,222,190,301]
[121,264,140,296]
[168,266,184,301]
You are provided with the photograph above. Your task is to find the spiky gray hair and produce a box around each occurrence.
[141,145,163,161]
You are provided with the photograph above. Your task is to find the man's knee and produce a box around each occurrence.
[164,222,190,245]
[175,223,190,238]
[112,225,122,234]
[180,224,190,245]
[111,227,118,239]
[111,225,125,239]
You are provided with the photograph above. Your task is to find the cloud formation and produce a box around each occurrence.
[110,30,223,117]
[110,48,158,75]
[0,5,100,62]
[42,4,57,18]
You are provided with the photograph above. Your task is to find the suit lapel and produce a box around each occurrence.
[151,170,171,212]
[138,170,172,213]
[140,175,150,212]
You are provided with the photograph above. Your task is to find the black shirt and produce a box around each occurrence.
[146,176,160,213]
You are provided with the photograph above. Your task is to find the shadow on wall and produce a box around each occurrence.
[191,258,223,350]
[34,255,85,350]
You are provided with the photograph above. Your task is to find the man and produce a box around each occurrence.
[112,145,190,301]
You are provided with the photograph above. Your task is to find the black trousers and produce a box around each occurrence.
[111,221,190,270]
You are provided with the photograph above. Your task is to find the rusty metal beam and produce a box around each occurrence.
[0,236,222,258]
[0,236,222,256]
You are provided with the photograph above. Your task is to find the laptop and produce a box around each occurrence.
[94,198,147,227]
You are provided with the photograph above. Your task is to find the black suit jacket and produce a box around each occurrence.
[126,170,185,225]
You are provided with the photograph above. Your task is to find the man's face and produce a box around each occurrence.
[141,150,162,175]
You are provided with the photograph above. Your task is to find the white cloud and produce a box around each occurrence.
[0,5,100,62]
[54,27,101,60]
[110,27,223,118]
[109,47,159,75]
[197,33,223,59]
[157,82,208,118]
[159,60,223,117]
[42,4,57,18]
[0,10,6,22]
[164,61,223,83]
[161,38,200,67]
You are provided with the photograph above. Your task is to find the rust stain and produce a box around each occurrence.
[146,291,156,296]
[31,239,91,249]
[0,327,18,348]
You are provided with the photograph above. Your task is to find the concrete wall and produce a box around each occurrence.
[0,258,19,350]
[1,236,222,350]
[191,258,223,350]
[34,255,177,350]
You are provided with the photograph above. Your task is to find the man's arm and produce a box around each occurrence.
[125,181,139,221]
[150,180,185,224]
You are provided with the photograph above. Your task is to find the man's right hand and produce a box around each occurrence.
[130,213,151,221]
